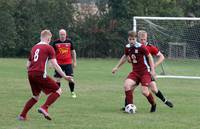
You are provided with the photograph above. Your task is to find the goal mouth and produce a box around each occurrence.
[133,16,200,79]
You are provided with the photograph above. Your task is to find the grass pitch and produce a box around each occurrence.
[0,58,199,129]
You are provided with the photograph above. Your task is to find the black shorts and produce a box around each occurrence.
[54,64,73,78]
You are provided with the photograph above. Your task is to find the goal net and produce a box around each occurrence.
[133,16,200,79]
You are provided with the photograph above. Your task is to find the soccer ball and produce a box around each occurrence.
[125,104,137,114]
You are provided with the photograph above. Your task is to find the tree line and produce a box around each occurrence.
[0,0,199,57]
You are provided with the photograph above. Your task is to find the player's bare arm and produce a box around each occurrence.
[50,58,74,83]
[155,52,165,68]
[72,50,77,68]
[112,54,127,74]
[147,54,156,77]
[26,60,30,70]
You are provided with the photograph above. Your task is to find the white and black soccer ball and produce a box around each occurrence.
[125,104,137,114]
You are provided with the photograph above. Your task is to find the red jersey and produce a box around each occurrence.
[125,42,150,72]
[28,42,56,77]
[52,39,74,65]
[146,43,160,56]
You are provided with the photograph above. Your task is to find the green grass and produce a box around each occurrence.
[157,59,200,76]
[0,58,200,129]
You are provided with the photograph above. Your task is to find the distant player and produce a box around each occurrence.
[137,30,173,108]
[18,30,73,121]
[112,31,157,113]
[51,29,77,98]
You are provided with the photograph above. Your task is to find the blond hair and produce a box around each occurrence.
[138,30,147,38]
[40,29,52,39]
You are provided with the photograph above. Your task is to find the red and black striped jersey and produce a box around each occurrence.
[146,43,160,56]
[52,38,74,65]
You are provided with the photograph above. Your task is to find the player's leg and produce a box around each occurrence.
[124,79,136,105]
[121,83,138,111]
[150,81,173,108]
[140,86,156,112]
[38,76,62,120]
[18,95,40,120]
[141,72,156,112]
[121,72,138,111]
[123,78,137,113]
[18,74,41,120]
[66,64,76,98]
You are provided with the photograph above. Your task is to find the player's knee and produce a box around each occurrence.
[124,82,130,90]
[56,88,62,95]
[151,87,158,93]
[142,91,149,96]
[124,82,132,91]
[150,83,158,93]
[141,88,149,96]
[32,95,40,101]
[124,79,136,91]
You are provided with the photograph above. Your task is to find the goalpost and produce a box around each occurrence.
[133,16,200,79]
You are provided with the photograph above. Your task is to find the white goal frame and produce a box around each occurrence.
[133,16,200,80]
[133,16,200,32]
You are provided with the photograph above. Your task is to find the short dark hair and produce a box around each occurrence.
[128,31,137,38]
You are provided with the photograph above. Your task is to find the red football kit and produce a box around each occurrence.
[52,39,74,65]
[125,42,152,86]
[145,43,160,56]
[28,42,59,96]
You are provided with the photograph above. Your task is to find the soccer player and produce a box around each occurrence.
[137,30,173,108]
[112,31,157,113]
[51,29,77,98]
[18,30,74,121]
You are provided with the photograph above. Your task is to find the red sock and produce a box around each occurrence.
[125,90,133,105]
[42,92,60,109]
[146,93,155,105]
[20,98,37,117]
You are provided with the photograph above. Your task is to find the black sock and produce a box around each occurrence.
[56,82,61,87]
[155,90,166,102]
[124,98,128,107]
[69,82,75,92]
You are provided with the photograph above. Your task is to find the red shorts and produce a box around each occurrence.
[28,72,59,96]
[127,71,151,87]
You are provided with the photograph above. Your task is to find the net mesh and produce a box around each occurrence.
[134,18,200,76]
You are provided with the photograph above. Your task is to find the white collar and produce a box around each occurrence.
[134,42,142,48]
